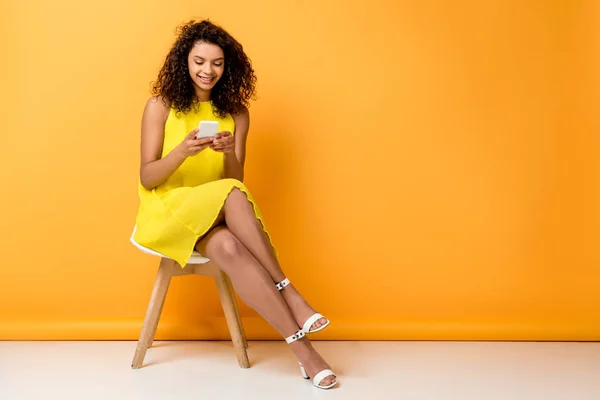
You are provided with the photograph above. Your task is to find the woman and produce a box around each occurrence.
[133,20,337,389]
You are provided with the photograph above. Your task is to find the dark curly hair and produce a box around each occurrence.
[152,20,257,118]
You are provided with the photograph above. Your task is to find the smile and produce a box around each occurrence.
[198,75,215,83]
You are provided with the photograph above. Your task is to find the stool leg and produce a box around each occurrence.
[214,270,250,368]
[148,296,167,349]
[224,274,248,349]
[148,262,172,349]
[131,259,172,369]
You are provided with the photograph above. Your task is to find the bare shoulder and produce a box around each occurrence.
[232,106,249,120]
[232,106,250,131]
[144,96,171,121]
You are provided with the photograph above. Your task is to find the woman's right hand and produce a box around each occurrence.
[175,129,214,158]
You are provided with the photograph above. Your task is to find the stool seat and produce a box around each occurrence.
[129,226,210,264]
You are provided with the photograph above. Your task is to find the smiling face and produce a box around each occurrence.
[187,41,225,100]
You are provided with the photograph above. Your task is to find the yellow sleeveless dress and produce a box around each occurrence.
[133,101,275,267]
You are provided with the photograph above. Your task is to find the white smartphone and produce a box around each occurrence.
[196,120,219,139]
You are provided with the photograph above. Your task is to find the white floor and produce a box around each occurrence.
[0,341,599,400]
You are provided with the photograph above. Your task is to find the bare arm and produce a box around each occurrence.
[223,108,250,181]
[139,97,212,190]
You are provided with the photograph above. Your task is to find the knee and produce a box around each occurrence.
[225,187,249,206]
[213,230,245,260]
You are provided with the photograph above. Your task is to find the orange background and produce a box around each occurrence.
[1,0,598,340]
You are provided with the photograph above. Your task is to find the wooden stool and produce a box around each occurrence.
[130,229,249,369]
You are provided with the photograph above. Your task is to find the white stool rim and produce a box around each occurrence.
[130,226,210,264]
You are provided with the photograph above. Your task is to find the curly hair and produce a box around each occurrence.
[152,20,257,118]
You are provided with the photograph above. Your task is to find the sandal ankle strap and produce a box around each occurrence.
[285,329,305,344]
[276,278,290,291]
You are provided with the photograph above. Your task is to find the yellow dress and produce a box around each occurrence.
[133,101,274,267]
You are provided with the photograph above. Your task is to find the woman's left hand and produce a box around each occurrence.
[211,131,235,153]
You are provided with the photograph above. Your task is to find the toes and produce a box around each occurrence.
[319,375,337,387]
[310,318,328,332]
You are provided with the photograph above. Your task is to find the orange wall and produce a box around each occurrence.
[1,0,599,340]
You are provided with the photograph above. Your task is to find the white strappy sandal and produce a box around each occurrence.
[276,278,331,334]
[285,329,338,389]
